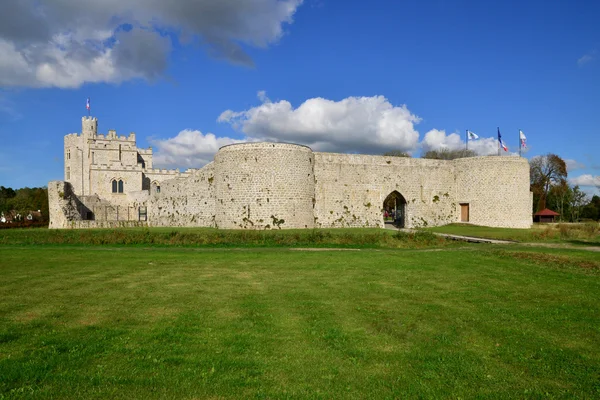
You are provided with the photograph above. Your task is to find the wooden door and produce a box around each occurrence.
[460,203,469,222]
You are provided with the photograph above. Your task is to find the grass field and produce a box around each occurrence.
[424,223,600,245]
[1,230,599,398]
[0,227,451,249]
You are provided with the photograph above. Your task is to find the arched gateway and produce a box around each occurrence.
[383,191,407,228]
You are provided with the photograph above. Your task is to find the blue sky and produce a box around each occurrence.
[0,0,598,195]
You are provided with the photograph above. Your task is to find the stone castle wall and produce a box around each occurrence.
[50,117,532,230]
[455,156,532,228]
[147,163,215,227]
[214,143,315,229]
[313,153,457,228]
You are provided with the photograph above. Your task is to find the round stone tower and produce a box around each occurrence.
[214,143,315,229]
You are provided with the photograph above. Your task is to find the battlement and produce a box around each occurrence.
[82,116,98,122]
[143,168,182,175]
[94,130,137,142]
[92,164,144,171]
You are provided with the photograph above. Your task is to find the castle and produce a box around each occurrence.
[48,117,533,229]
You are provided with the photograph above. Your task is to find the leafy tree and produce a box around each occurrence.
[530,154,567,212]
[383,150,411,158]
[581,195,600,221]
[422,148,476,160]
[547,179,572,221]
[0,186,49,222]
[569,186,588,222]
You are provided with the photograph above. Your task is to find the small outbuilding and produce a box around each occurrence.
[533,208,560,223]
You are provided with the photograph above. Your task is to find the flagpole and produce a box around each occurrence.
[497,127,500,156]
[466,130,468,151]
[518,129,521,157]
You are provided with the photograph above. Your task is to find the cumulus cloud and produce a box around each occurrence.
[0,0,303,88]
[151,129,242,169]
[153,92,512,168]
[421,129,501,155]
[218,94,422,154]
[565,159,586,172]
[569,174,600,187]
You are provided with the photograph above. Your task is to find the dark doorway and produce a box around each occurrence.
[383,191,407,228]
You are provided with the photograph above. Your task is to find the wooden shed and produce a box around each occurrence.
[533,208,560,223]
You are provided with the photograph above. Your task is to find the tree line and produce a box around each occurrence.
[0,186,49,222]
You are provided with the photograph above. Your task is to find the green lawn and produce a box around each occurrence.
[424,223,600,245]
[0,227,450,249]
[1,243,599,398]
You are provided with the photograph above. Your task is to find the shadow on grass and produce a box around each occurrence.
[565,239,600,247]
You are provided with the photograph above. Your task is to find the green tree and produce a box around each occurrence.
[580,195,600,221]
[0,186,17,215]
[0,186,49,222]
[547,179,571,221]
[422,148,476,160]
[530,154,567,212]
[569,186,588,222]
[383,150,411,158]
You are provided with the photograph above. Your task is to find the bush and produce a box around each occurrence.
[0,221,48,230]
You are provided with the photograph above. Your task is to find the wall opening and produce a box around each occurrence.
[460,203,470,222]
[383,191,407,228]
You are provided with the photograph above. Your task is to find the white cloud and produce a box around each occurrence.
[151,129,243,169]
[565,159,586,172]
[569,174,600,187]
[218,93,422,154]
[577,50,596,66]
[153,93,512,169]
[0,0,303,88]
[421,129,501,155]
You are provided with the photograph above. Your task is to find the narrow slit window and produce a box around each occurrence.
[118,180,124,193]
[112,180,117,193]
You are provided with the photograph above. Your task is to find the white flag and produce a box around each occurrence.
[519,130,527,148]
[467,130,479,140]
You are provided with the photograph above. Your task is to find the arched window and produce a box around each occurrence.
[118,180,124,193]
[152,181,160,193]
[112,179,117,193]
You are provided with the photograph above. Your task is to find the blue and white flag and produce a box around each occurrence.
[86,97,90,111]
[498,128,507,151]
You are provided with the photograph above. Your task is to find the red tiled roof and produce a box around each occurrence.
[534,208,560,216]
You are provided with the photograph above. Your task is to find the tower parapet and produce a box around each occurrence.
[82,116,98,138]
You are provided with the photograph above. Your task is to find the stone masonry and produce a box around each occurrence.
[49,117,533,229]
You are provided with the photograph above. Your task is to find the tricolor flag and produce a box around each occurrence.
[86,98,90,111]
[467,130,479,140]
[519,130,527,148]
[498,128,507,151]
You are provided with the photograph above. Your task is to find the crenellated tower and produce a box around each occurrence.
[82,116,98,139]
